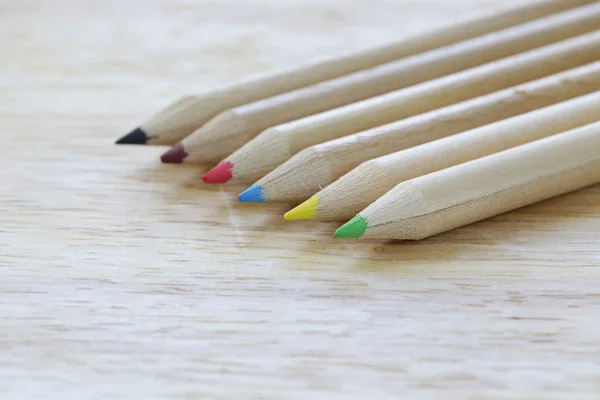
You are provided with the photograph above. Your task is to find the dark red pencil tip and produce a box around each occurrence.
[161,143,188,164]
[202,161,233,184]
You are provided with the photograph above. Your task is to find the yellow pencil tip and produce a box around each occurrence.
[284,196,319,221]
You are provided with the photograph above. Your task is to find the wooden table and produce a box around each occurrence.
[4,0,600,398]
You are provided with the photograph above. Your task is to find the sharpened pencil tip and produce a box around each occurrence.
[161,143,188,164]
[116,128,149,145]
[202,161,233,184]
[238,184,265,203]
[284,196,318,220]
[334,215,367,239]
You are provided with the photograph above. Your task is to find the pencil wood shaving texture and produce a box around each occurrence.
[172,3,600,164]
[301,81,600,221]
[118,0,597,146]
[251,30,600,203]
[343,121,600,241]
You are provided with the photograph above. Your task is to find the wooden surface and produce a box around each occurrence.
[3,0,600,398]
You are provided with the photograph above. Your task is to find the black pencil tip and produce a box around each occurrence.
[115,128,149,145]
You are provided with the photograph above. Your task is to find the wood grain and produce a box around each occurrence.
[2,0,600,398]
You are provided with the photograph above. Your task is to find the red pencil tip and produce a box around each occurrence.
[160,143,188,164]
[202,161,234,184]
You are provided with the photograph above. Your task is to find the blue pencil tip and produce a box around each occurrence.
[238,184,265,203]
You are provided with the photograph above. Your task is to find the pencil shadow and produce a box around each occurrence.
[133,161,244,194]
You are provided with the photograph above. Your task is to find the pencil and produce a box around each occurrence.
[238,30,600,203]
[116,0,595,146]
[287,80,600,221]
[334,120,600,240]
[163,3,600,164]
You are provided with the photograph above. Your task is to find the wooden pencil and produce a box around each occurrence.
[334,120,600,240]
[237,31,600,203]
[286,84,600,222]
[205,8,600,186]
[162,3,600,165]
[115,0,595,146]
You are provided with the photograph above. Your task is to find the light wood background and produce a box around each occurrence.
[3,0,600,398]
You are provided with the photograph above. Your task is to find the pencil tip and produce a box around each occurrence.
[284,196,318,220]
[116,128,149,144]
[202,161,233,184]
[238,184,265,203]
[334,215,367,239]
[160,143,188,164]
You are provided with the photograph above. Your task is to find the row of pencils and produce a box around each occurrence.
[116,0,600,241]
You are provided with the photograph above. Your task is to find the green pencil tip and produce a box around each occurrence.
[334,215,368,239]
